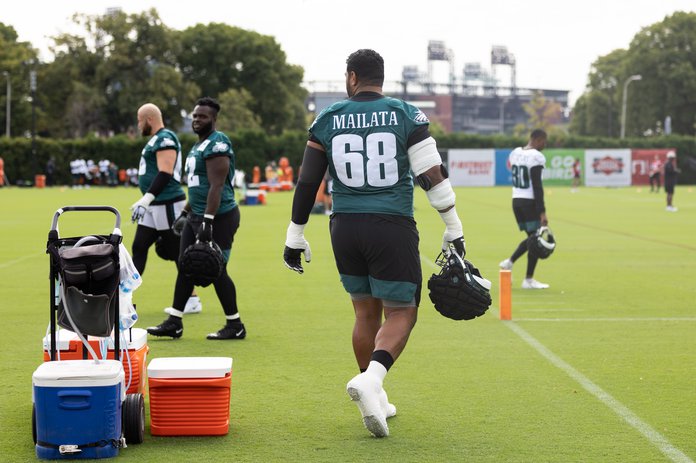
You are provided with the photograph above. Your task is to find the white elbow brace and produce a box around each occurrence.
[407,137,442,175]
[426,179,456,211]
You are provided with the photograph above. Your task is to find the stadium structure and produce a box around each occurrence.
[304,41,570,134]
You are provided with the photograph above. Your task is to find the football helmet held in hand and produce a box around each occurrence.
[527,226,556,259]
[428,247,491,321]
[179,241,225,287]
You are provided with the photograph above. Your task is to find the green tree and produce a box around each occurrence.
[513,91,563,136]
[41,32,104,137]
[44,9,199,136]
[176,23,307,134]
[216,88,263,133]
[572,12,696,136]
[0,23,39,138]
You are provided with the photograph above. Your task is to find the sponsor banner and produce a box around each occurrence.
[495,149,513,186]
[542,149,585,186]
[631,149,674,185]
[585,149,632,187]
[448,149,495,187]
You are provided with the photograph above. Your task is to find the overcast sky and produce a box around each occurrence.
[3,0,695,106]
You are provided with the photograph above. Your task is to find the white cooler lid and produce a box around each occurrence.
[33,359,125,395]
[43,328,148,351]
[148,357,232,378]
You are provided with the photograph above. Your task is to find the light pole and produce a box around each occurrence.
[620,74,642,139]
[2,71,9,137]
[30,70,36,152]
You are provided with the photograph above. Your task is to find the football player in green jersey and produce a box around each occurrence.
[130,103,202,314]
[283,49,466,437]
[147,97,245,340]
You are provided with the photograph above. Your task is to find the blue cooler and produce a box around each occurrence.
[32,359,125,459]
[245,189,260,205]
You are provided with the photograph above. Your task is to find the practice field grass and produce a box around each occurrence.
[0,184,694,462]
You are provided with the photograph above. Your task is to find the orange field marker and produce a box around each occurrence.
[499,270,512,320]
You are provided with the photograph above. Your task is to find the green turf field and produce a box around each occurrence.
[0,185,694,462]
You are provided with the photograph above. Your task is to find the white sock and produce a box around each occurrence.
[225,314,241,321]
[366,361,387,383]
[168,309,183,318]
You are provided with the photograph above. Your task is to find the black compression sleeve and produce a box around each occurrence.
[291,144,328,225]
[530,165,546,213]
[147,171,172,197]
[406,125,431,147]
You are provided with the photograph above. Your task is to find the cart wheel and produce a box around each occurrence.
[32,404,37,444]
[123,393,145,444]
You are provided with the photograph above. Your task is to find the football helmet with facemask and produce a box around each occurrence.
[527,226,556,260]
[179,240,225,287]
[427,246,492,321]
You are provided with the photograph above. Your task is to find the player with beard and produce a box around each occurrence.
[283,49,466,437]
[130,103,202,314]
[147,97,245,340]
[499,129,550,289]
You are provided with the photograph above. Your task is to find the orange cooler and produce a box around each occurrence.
[147,357,233,436]
[42,328,149,395]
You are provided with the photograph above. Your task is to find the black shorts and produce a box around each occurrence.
[513,198,541,232]
[329,213,421,305]
[184,207,240,262]
[665,183,675,194]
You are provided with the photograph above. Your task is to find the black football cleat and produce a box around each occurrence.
[207,323,246,340]
[146,319,183,339]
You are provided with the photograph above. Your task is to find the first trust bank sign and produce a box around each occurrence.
[448,149,495,187]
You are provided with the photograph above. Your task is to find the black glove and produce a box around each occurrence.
[172,210,189,236]
[450,237,466,258]
[197,216,213,243]
[284,222,311,274]
[283,247,305,274]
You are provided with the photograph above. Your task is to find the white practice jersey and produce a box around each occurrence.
[509,147,546,200]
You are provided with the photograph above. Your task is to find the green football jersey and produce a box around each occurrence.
[309,94,429,216]
[138,128,185,203]
[185,131,237,215]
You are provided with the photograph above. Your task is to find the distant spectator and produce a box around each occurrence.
[99,159,111,185]
[45,156,56,186]
[108,162,119,186]
[70,159,82,188]
[86,159,98,186]
[0,156,5,187]
[649,155,662,193]
[126,167,139,186]
[664,152,680,212]
[571,157,581,193]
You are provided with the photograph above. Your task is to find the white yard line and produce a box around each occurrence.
[513,317,696,322]
[505,322,694,463]
[521,308,585,312]
[0,253,43,270]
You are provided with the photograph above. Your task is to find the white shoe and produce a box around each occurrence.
[380,388,397,419]
[164,296,202,316]
[346,373,389,437]
[522,278,549,289]
[499,259,513,270]
[666,206,678,212]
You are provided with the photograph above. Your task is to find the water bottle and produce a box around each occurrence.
[119,312,138,330]
[119,272,141,294]
[54,279,61,305]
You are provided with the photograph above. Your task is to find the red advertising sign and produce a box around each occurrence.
[631,149,674,185]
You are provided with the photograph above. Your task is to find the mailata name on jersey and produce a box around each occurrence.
[331,111,399,130]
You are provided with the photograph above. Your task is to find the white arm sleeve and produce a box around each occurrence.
[425,179,456,211]
[407,137,442,176]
